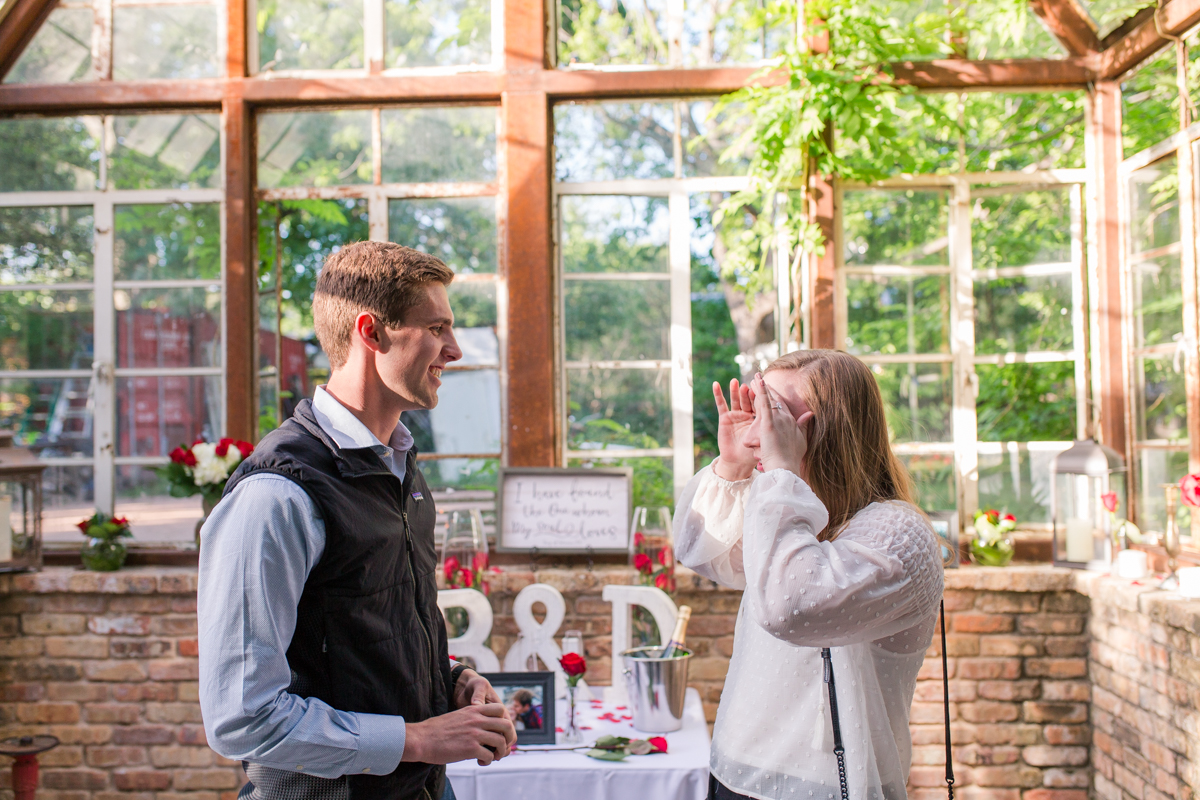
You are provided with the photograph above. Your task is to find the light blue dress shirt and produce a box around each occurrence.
[198,388,416,779]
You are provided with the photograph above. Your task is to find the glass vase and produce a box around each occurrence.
[968,535,1014,567]
[81,538,127,572]
[562,684,582,744]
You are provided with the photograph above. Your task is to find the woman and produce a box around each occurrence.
[675,350,943,800]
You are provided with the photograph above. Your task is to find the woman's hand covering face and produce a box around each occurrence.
[749,373,814,478]
[711,379,758,481]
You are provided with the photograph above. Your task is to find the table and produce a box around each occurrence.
[446,688,711,800]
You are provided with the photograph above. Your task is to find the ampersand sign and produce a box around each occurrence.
[437,589,500,672]
[504,583,580,697]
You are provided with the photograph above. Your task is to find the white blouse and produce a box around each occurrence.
[675,465,943,800]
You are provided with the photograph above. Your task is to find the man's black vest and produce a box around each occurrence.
[225,400,453,800]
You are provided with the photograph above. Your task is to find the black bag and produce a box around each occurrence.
[822,600,955,800]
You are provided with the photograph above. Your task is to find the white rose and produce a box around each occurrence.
[191,442,234,486]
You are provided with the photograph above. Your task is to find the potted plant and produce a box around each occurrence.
[77,512,132,571]
[158,438,254,542]
[969,509,1016,567]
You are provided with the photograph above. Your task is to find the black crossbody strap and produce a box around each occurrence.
[940,600,955,799]
[820,647,849,800]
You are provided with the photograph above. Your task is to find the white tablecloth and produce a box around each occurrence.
[446,688,711,800]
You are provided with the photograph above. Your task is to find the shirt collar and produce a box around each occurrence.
[311,386,415,458]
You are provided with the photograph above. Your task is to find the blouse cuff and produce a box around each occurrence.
[690,464,754,548]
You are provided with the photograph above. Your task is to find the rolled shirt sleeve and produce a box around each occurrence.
[198,474,406,778]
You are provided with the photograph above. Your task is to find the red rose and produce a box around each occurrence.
[986,509,999,524]
[112,517,129,526]
[1181,473,1200,508]
[76,519,90,533]
[633,553,652,574]
[170,446,187,464]
[648,736,668,753]
[215,438,231,457]
[657,547,673,567]
[1101,492,1118,513]
[460,568,474,588]
[654,572,669,590]
[444,556,460,580]
[193,438,205,446]
[472,552,489,571]
[634,532,645,547]
[182,450,197,467]
[559,652,587,677]
[235,441,254,459]
[1002,513,1016,522]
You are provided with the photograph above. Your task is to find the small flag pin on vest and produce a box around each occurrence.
[411,491,424,501]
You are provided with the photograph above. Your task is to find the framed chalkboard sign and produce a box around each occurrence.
[496,467,633,553]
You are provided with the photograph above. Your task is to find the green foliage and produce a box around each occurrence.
[1122,45,1179,158]
[569,419,674,510]
[976,363,1075,441]
[77,511,133,542]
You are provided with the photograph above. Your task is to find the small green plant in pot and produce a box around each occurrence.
[969,509,1016,567]
[78,512,133,571]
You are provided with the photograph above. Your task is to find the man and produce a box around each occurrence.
[198,242,516,800]
[507,690,543,731]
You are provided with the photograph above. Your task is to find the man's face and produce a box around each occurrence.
[379,283,462,411]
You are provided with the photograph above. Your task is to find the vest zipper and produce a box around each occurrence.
[402,510,437,691]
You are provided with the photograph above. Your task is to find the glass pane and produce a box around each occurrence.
[972,187,1071,269]
[115,287,221,368]
[386,0,490,67]
[110,114,221,189]
[871,362,952,443]
[388,198,497,274]
[558,0,668,67]
[1128,156,1179,254]
[42,465,96,544]
[1122,46,1178,158]
[0,207,94,285]
[977,444,1070,525]
[1132,253,1184,348]
[381,107,496,183]
[961,92,1085,171]
[4,8,94,84]
[900,453,956,513]
[974,273,1074,354]
[401,370,500,454]
[569,455,675,510]
[976,363,1075,441]
[116,465,203,544]
[681,100,751,177]
[560,196,670,273]
[0,117,100,192]
[0,290,93,370]
[967,1,1064,58]
[420,458,498,491]
[1136,447,1190,537]
[567,367,672,448]
[113,5,220,80]
[117,376,221,457]
[554,103,675,182]
[842,190,949,268]
[683,0,790,66]
[1081,0,1152,38]
[257,0,364,71]
[1136,354,1188,441]
[845,275,949,356]
[115,203,221,280]
[449,281,497,330]
[1,377,93,456]
[257,110,372,188]
[565,281,670,361]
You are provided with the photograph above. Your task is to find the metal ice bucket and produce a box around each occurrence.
[620,645,692,733]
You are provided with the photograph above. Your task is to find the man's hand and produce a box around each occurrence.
[401,704,517,766]
[453,668,501,709]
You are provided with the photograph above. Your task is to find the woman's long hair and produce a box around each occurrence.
[765,349,916,541]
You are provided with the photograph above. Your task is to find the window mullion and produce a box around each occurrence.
[949,176,979,526]
[1070,183,1090,441]
[93,200,116,514]
[668,190,692,501]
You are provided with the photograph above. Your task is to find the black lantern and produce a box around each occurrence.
[0,433,46,573]
[1051,439,1126,570]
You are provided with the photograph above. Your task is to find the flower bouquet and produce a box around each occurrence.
[443,551,492,595]
[559,653,587,744]
[632,532,676,593]
[78,512,132,571]
[160,438,254,508]
[1101,491,1141,549]
[969,509,1016,567]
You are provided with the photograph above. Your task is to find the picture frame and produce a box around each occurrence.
[496,467,633,554]
[928,511,959,569]
[479,671,556,745]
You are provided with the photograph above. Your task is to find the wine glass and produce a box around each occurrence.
[561,629,584,656]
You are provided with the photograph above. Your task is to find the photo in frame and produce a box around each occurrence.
[928,511,959,568]
[479,671,557,745]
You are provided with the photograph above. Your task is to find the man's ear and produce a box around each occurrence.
[353,312,387,354]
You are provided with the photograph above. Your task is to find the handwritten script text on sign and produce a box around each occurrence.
[501,474,630,550]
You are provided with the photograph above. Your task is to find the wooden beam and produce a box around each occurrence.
[223,92,257,443]
[0,79,224,111]
[1028,0,1101,56]
[0,0,59,79]
[891,57,1096,89]
[1100,0,1200,79]
[1085,81,1128,468]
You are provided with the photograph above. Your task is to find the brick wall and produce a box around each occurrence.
[1078,573,1200,800]
[2,565,1198,800]
[0,569,239,800]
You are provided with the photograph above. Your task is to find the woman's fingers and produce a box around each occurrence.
[712,381,730,416]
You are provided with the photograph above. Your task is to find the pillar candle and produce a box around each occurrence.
[1115,549,1147,580]
[1065,517,1092,563]
[1179,567,1200,599]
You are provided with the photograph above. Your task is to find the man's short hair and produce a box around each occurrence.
[313,241,454,370]
[512,689,534,707]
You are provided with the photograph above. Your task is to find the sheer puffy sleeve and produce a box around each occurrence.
[672,463,754,590]
[740,469,943,651]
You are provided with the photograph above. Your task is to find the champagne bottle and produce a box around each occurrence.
[658,605,692,658]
